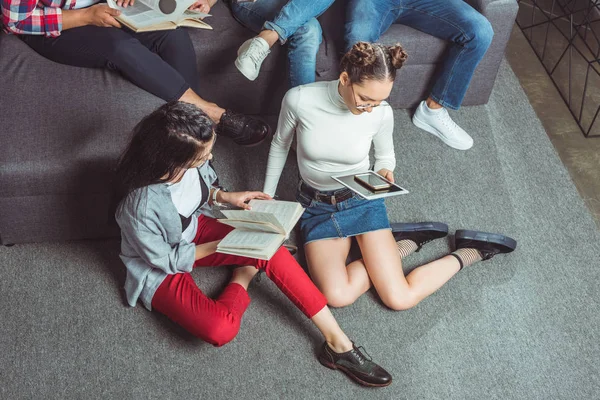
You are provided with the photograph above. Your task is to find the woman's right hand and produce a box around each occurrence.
[84,5,122,28]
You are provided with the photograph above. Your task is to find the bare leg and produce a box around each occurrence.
[258,30,280,47]
[305,238,371,308]
[230,265,259,289]
[179,88,225,123]
[356,230,460,310]
[307,229,462,310]
[311,307,353,353]
[426,96,443,109]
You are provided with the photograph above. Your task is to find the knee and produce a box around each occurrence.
[345,21,379,51]
[194,316,241,347]
[162,28,191,45]
[323,287,357,309]
[465,16,494,51]
[381,292,420,311]
[290,18,323,47]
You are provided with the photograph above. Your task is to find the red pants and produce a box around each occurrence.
[151,215,328,347]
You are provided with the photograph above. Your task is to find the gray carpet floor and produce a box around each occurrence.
[1,61,599,400]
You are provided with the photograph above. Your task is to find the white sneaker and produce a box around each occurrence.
[235,37,270,81]
[412,101,474,150]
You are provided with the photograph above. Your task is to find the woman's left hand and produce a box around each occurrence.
[221,191,273,210]
[188,0,212,14]
[377,168,395,183]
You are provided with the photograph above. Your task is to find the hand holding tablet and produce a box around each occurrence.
[332,171,409,200]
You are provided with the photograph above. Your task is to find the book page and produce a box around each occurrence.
[248,200,304,234]
[164,0,198,22]
[107,0,197,26]
[182,9,210,18]
[217,232,284,260]
[218,230,283,250]
[217,219,280,234]
[177,18,212,29]
[221,210,285,233]
[107,0,165,26]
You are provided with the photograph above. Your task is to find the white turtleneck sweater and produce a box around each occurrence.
[263,80,396,196]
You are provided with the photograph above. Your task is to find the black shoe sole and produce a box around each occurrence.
[318,357,392,388]
[391,222,449,235]
[455,229,517,254]
[390,222,449,244]
[234,119,272,147]
[216,113,272,147]
[234,131,270,147]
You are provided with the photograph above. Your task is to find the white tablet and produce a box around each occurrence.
[332,171,409,200]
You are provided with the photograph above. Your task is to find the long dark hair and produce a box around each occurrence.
[340,41,408,84]
[114,101,215,204]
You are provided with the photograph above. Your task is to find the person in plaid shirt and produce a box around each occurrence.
[0,0,270,146]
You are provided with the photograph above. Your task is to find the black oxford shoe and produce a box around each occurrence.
[318,342,392,387]
[216,109,270,147]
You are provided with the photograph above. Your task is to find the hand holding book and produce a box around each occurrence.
[216,200,305,260]
[115,0,135,7]
[188,0,212,14]
[107,0,213,32]
[218,191,273,210]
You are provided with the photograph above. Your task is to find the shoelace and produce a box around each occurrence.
[480,249,499,261]
[437,108,461,132]
[416,238,434,252]
[244,40,270,66]
[350,346,373,365]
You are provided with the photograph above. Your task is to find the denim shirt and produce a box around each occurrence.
[115,162,219,310]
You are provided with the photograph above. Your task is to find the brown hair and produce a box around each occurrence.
[340,42,408,84]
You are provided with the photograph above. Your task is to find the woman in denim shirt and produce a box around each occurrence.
[114,101,393,387]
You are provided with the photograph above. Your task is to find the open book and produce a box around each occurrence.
[106,0,212,32]
[217,200,304,260]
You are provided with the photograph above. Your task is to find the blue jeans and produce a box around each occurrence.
[230,0,334,87]
[345,0,494,110]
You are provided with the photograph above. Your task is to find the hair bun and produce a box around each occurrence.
[388,44,408,69]
[347,42,378,67]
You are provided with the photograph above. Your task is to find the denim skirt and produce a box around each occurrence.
[296,186,391,244]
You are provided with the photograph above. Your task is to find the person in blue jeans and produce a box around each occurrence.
[229,0,334,87]
[346,0,494,150]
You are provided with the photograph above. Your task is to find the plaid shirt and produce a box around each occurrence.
[2,0,76,37]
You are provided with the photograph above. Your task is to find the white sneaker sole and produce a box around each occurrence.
[412,113,473,150]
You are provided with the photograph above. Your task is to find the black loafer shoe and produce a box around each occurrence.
[318,342,392,387]
[216,109,270,147]
[391,222,449,252]
[455,229,517,260]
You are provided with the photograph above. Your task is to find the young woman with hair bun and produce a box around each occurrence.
[263,42,516,324]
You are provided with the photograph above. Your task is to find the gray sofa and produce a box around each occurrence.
[0,0,517,245]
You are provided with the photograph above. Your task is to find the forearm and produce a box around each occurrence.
[195,240,220,260]
[263,139,291,196]
[373,110,396,172]
[61,9,90,31]
[207,187,227,206]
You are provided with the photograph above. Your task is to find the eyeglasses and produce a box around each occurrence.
[350,84,389,111]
